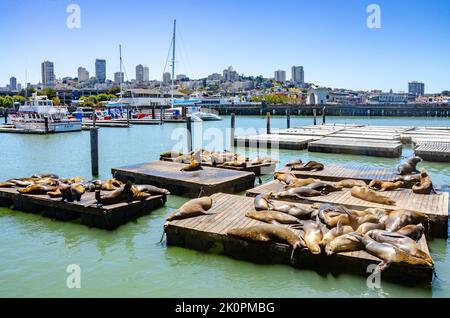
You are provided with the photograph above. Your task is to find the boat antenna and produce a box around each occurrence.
[171,19,176,109]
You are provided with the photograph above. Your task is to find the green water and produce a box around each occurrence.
[0,116,449,297]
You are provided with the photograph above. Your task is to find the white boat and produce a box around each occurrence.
[11,94,82,133]
[190,111,222,121]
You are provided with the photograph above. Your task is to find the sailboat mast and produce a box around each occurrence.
[171,19,176,108]
[119,44,123,97]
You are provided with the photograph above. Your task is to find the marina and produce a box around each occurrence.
[165,193,433,284]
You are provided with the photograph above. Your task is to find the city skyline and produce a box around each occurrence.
[1,0,449,92]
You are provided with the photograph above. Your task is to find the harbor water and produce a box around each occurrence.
[0,116,449,297]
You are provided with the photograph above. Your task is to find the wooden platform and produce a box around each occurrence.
[165,193,433,284]
[112,160,256,197]
[246,180,449,238]
[0,186,166,230]
[415,142,450,162]
[277,164,400,184]
[308,137,402,157]
[234,134,317,150]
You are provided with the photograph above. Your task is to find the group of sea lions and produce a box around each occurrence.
[160,149,276,172]
[0,174,170,206]
[285,159,324,172]
[228,195,433,271]
[394,156,436,194]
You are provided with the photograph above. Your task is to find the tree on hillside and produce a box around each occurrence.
[13,95,26,105]
[108,87,121,95]
[52,97,61,105]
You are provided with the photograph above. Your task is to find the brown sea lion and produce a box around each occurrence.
[335,179,367,188]
[245,210,300,225]
[325,232,364,255]
[221,160,247,168]
[6,179,35,187]
[285,159,302,167]
[363,207,389,219]
[396,224,425,242]
[160,151,183,159]
[284,178,317,189]
[360,235,433,272]
[47,187,62,198]
[134,185,170,195]
[317,204,351,227]
[320,220,354,247]
[61,177,86,184]
[95,181,133,206]
[174,154,192,164]
[100,179,124,191]
[303,181,342,194]
[0,181,16,188]
[356,222,385,234]
[180,160,202,172]
[393,174,420,188]
[350,186,396,205]
[130,186,152,200]
[227,224,305,263]
[31,173,59,179]
[274,172,297,186]
[290,161,324,172]
[273,187,322,200]
[272,203,313,219]
[254,192,274,211]
[397,156,422,175]
[382,209,429,232]
[412,169,436,194]
[366,229,433,264]
[18,184,58,195]
[166,196,213,221]
[294,220,323,254]
[369,180,404,192]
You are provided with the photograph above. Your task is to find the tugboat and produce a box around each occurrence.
[11,94,82,133]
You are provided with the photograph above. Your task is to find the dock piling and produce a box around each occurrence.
[44,117,49,133]
[313,108,317,125]
[127,105,130,127]
[186,116,193,152]
[90,127,99,176]
[286,108,291,128]
[322,106,326,125]
[93,111,97,128]
[266,112,271,134]
[4,109,8,124]
[160,106,163,124]
[230,113,235,149]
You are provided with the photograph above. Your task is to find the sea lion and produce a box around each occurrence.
[95,181,133,206]
[284,178,317,189]
[31,173,59,179]
[317,204,351,227]
[272,203,313,219]
[295,220,323,254]
[383,209,429,232]
[360,235,433,272]
[100,179,123,191]
[61,176,86,184]
[180,160,202,172]
[130,186,152,200]
[5,179,35,187]
[325,232,364,255]
[47,187,62,198]
[245,210,300,225]
[350,186,396,205]
[363,207,389,219]
[396,224,425,242]
[356,222,385,234]
[160,151,182,159]
[412,169,436,194]
[254,192,274,210]
[174,154,192,164]
[285,159,302,167]
[290,161,324,172]
[60,183,85,202]
[0,181,16,188]
[393,174,420,188]
[320,220,354,247]
[227,224,305,263]
[221,160,247,168]
[134,185,170,195]
[273,187,322,200]
[17,184,58,195]
[335,179,367,188]
[166,196,213,221]
[274,172,297,186]
[397,156,422,175]
[366,229,432,264]
[303,181,342,194]
[368,180,404,192]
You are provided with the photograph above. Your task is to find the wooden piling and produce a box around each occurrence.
[4,109,8,124]
[160,106,164,124]
[266,112,271,134]
[44,117,49,133]
[313,108,317,125]
[322,106,326,125]
[186,116,192,152]
[90,127,99,176]
[127,104,130,127]
[93,111,97,128]
[230,113,235,149]
[286,108,291,128]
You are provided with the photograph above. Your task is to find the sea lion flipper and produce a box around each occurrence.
[377,261,391,272]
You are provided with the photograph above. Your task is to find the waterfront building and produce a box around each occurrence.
[77,67,89,82]
[307,87,329,105]
[136,64,144,83]
[176,74,188,81]
[114,72,124,85]
[17,83,22,91]
[368,92,414,104]
[408,81,425,96]
[274,70,286,83]
[143,66,149,82]
[41,60,55,88]
[163,72,171,85]
[223,66,239,82]
[9,76,17,91]
[95,59,106,83]
[291,66,304,84]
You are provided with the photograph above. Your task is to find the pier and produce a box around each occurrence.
[414,142,450,162]
[112,160,256,197]
[165,193,433,284]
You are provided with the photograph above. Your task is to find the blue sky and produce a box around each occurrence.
[1,0,449,93]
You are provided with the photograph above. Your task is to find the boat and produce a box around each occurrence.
[11,94,82,133]
[190,111,222,121]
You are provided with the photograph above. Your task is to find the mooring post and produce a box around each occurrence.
[313,108,317,125]
[127,104,130,127]
[266,112,271,134]
[322,106,326,125]
[230,113,236,149]
[44,116,49,133]
[90,127,99,176]
[152,107,155,119]
[286,108,291,128]
[160,106,164,124]
[4,109,8,124]
[186,116,192,152]
[93,111,97,128]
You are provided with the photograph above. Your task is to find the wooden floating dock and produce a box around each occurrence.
[234,134,317,150]
[277,164,400,184]
[0,186,166,230]
[415,142,450,162]
[165,193,433,284]
[308,137,402,157]
[246,180,449,238]
[112,160,256,198]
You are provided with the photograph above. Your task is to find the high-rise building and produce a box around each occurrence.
[95,59,106,83]
[136,64,144,83]
[176,74,188,81]
[9,76,17,91]
[274,70,286,82]
[17,83,22,91]
[41,61,55,87]
[78,67,90,82]
[143,66,149,82]
[291,66,304,84]
[223,66,239,82]
[163,72,171,85]
[114,72,124,85]
[408,81,424,96]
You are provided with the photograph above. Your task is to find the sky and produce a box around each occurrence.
[0,0,449,93]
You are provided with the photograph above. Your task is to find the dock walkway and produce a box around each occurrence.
[415,142,450,162]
